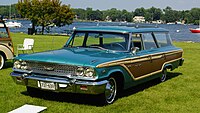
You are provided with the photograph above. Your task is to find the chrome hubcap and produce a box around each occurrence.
[105,78,117,103]
[161,69,167,82]
[0,55,4,69]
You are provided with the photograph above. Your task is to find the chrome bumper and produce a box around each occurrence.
[179,58,184,66]
[10,72,108,95]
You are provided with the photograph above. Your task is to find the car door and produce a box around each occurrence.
[125,32,165,80]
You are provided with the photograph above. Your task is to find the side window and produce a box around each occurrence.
[142,33,157,50]
[87,33,100,46]
[131,33,143,50]
[154,32,172,47]
[0,28,9,38]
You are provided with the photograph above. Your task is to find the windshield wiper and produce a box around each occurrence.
[88,45,106,50]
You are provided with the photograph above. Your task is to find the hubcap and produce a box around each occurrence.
[0,55,4,69]
[105,78,117,104]
[161,69,167,82]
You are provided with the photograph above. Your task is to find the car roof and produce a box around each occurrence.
[75,26,169,34]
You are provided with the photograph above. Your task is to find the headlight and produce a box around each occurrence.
[75,67,95,78]
[13,60,28,70]
[84,68,94,77]
[14,61,21,69]
[76,67,84,76]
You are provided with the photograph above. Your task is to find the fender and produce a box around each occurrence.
[163,63,172,69]
[104,65,132,83]
[0,44,14,60]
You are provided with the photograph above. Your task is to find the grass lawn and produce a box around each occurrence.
[1,33,200,113]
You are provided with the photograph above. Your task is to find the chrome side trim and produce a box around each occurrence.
[96,49,183,68]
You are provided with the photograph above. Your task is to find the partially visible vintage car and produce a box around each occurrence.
[10,26,184,104]
[0,20,14,69]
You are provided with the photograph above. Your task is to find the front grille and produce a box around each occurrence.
[26,61,78,76]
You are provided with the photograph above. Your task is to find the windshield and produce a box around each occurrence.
[67,32,129,51]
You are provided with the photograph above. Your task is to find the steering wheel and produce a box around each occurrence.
[112,43,126,50]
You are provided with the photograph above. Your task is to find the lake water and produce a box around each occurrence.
[9,20,200,42]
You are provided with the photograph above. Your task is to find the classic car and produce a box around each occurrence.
[10,26,184,104]
[0,19,14,69]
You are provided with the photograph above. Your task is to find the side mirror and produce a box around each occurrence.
[131,47,140,55]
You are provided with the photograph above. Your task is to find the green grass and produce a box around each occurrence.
[1,33,200,113]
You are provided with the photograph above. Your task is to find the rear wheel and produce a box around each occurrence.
[160,68,167,82]
[0,54,5,70]
[101,77,117,104]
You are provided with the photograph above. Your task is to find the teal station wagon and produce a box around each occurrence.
[11,26,184,104]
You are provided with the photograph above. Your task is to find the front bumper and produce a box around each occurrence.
[10,72,108,95]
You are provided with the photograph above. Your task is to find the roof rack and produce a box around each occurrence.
[131,24,159,28]
[118,22,159,28]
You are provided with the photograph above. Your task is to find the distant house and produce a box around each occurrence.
[105,16,112,22]
[133,16,145,23]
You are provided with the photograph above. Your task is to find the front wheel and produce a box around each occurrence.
[0,54,5,70]
[101,77,117,104]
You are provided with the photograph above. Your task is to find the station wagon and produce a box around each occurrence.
[0,20,14,69]
[10,26,184,104]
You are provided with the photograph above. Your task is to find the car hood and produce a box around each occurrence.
[16,48,129,67]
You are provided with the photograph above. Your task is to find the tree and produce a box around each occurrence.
[85,8,103,21]
[103,8,122,22]
[162,6,179,23]
[189,8,200,24]
[17,0,74,34]
[134,7,146,16]
[73,8,87,20]
[145,7,162,22]
[121,9,133,22]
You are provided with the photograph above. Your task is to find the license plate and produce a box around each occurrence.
[38,81,56,90]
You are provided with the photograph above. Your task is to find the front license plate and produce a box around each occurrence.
[38,81,56,90]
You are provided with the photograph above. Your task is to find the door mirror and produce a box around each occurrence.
[131,47,140,55]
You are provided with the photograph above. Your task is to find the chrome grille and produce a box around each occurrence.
[26,61,77,76]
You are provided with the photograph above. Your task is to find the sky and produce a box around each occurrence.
[1,0,200,11]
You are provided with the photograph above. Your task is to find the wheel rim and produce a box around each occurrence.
[161,69,167,82]
[105,77,117,104]
[0,55,4,69]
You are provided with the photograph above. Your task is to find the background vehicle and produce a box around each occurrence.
[0,20,14,69]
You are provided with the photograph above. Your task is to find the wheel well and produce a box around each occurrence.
[109,71,124,91]
[0,51,6,61]
[164,64,172,71]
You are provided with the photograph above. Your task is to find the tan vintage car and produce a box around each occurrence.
[0,20,14,69]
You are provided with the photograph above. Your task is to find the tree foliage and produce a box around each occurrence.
[17,0,74,34]
[73,7,200,24]
[1,4,200,25]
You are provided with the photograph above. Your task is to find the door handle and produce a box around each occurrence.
[149,55,152,63]
[162,54,166,59]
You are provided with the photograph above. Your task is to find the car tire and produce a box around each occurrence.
[101,77,117,104]
[0,54,5,70]
[160,68,167,82]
